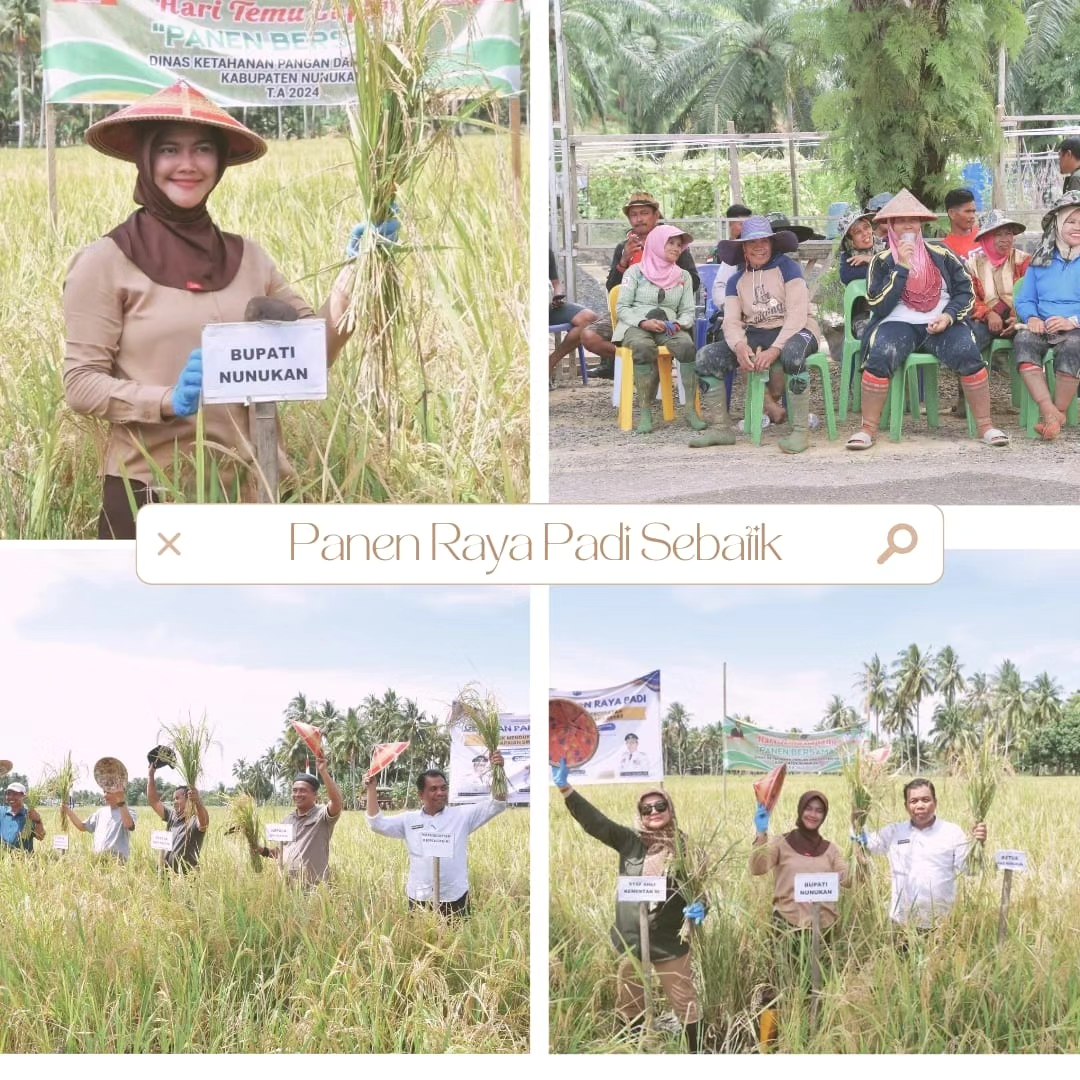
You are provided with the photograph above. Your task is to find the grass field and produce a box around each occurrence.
[0,804,529,1052]
[0,131,528,538]
[550,775,1080,1054]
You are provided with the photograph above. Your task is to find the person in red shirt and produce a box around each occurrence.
[941,188,980,259]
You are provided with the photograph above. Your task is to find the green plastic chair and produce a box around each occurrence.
[886,353,977,441]
[839,280,867,421]
[985,337,1020,408]
[740,353,837,445]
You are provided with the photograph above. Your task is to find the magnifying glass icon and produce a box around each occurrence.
[877,523,918,565]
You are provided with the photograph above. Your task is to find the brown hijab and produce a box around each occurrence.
[635,788,679,877]
[784,790,830,858]
[107,122,244,293]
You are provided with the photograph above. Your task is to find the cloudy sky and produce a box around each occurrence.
[550,553,1080,733]
[1,549,528,787]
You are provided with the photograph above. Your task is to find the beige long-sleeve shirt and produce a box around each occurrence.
[722,257,820,352]
[749,834,848,929]
[63,236,317,489]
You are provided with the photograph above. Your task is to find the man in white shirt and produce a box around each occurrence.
[365,752,507,916]
[857,778,987,929]
[63,788,136,862]
[617,732,650,775]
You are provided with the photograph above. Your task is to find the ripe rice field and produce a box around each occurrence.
[0,132,528,538]
[0,804,529,1052]
[549,775,1080,1053]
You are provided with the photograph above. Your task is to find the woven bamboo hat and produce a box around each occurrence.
[86,81,267,166]
[0,759,12,777]
[975,209,1025,241]
[872,188,937,223]
[93,757,129,794]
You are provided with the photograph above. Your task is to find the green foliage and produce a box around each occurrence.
[1019,710,1080,773]
[811,0,1029,206]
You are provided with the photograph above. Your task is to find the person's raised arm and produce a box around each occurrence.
[106,789,135,831]
[365,773,380,819]
[316,755,343,819]
[62,804,89,833]
[146,764,167,822]
[189,785,209,832]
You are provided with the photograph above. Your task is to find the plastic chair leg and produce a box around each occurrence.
[747,372,768,445]
[617,348,634,431]
[659,359,676,422]
[807,354,837,441]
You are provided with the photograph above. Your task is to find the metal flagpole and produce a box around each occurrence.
[552,0,577,301]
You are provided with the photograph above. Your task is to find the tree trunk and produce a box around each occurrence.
[16,47,25,150]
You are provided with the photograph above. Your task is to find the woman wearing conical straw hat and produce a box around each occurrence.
[1012,191,1080,439]
[64,81,359,538]
[845,189,1009,450]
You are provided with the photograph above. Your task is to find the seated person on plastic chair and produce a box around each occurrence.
[837,209,882,339]
[1013,192,1080,440]
[845,189,1008,450]
[614,224,697,434]
[691,216,820,454]
[966,210,1029,354]
[548,247,598,386]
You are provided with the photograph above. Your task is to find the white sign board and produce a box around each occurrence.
[150,830,174,852]
[420,831,455,858]
[449,712,530,807]
[617,875,667,902]
[266,823,295,843]
[995,850,1028,872]
[202,320,327,405]
[794,873,840,902]
[52,834,69,851]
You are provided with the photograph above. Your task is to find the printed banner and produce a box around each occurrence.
[449,712,529,806]
[722,717,865,774]
[42,0,521,105]
[549,671,663,786]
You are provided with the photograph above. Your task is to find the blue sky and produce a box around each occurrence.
[1,550,528,786]
[550,553,1080,734]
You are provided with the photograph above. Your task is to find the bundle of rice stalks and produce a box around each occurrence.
[956,737,1010,872]
[20,783,47,844]
[450,683,506,801]
[159,713,216,820]
[225,793,264,873]
[333,0,494,411]
[671,827,740,944]
[46,753,79,832]
[842,745,892,833]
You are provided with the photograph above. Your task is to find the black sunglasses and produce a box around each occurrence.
[639,800,669,816]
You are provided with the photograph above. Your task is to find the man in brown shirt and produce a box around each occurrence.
[255,756,343,885]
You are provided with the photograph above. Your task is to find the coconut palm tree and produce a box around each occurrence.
[856,653,891,746]
[819,693,857,730]
[0,0,38,149]
[893,644,936,773]
[963,671,994,737]
[663,702,691,774]
[1025,671,1064,739]
[931,702,973,766]
[992,659,1028,760]
[934,645,966,708]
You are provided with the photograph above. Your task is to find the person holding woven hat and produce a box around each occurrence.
[691,215,821,453]
[580,192,700,379]
[845,188,1008,450]
[966,210,1030,354]
[614,224,699,434]
[1012,191,1080,439]
[63,789,136,862]
[837,209,882,340]
[552,760,707,1053]
[63,81,359,539]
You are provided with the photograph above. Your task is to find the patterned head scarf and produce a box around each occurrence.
[1031,190,1080,267]
[635,788,679,876]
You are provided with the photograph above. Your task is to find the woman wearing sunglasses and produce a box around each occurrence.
[552,759,705,1052]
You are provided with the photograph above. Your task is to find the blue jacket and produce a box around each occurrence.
[0,805,33,851]
[1015,254,1080,323]
[839,249,872,285]
[863,242,974,339]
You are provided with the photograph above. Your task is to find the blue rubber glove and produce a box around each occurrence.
[754,804,771,834]
[664,321,679,337]
[171,348,203,418]
[851,830,869,848]
[346,205,401,257]
[551,757,569,789]
[683,901,707,925]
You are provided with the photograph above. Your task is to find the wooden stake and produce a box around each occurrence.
[433,856,441,911]
[46,104,58,228]
[997,867,1013,945]
[510,95,522,203]
[809,902,823,1024]
[726,121,742,203]
[252,402,280,503]
[638,901,653,1029]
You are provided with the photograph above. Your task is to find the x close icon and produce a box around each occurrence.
[157,532,181,556]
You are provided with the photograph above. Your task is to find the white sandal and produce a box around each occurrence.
[981,428,1009,447]
[845,430,874,451]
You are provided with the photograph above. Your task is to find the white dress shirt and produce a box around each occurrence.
[366,799,506,902]
[867,817,972,927]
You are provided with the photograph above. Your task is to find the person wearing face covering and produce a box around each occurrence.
[749,790,848,933]
[846,188,1008,450]
[613,224,699,434]
[552,760,705,1053]
[1012,191,1080,439]
[63,81,358,539]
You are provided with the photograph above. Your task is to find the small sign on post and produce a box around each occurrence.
[150,830,174,852]
[794,872,839,1020]
[421,831,454,859]
[53,834,69,852]
[995,849,1027,943]
[617,876,667,903]
[266,823,295,844]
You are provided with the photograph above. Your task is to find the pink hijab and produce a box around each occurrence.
[886,225,943,312]
[641,224,691,291]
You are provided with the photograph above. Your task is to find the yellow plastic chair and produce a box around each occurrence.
[609,286,677,432]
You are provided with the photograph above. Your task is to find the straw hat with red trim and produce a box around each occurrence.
[872,188,937,223]
[86,80,267,166]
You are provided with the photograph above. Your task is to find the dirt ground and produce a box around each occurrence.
[549,334,1080,504]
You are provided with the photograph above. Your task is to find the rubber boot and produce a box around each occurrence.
[682,1019,702,1054]
[758,1008,779,1053]
[634,364,659,434]
[688,376,737,447]
[681,362,707,430]
[778,375,810,454]
[1019,364,1065,438]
